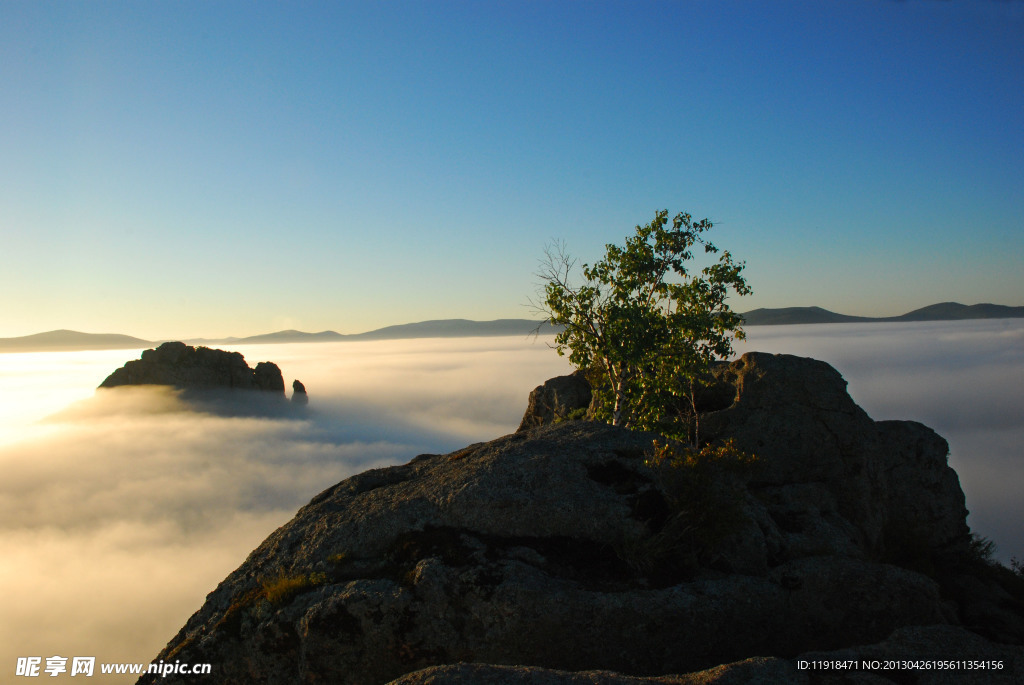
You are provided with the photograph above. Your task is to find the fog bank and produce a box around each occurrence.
[0,323,1020,681]
[0,337,571,682]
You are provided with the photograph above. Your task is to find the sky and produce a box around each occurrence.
[0,321,1021,680]
[2,0,1022,340]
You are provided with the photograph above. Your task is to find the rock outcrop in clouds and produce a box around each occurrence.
[99,341,310,415]
[100,341,286,393]
[138,353,1024,685]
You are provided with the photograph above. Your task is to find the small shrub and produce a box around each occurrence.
[554,406,589,423]
[968,533,998,563]
[261,571,327,606]
[620,438,757,580]
[970,552,1024,606]
[647,437,758,474]
[1001,557,1024,599]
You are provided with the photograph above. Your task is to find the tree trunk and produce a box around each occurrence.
[688,379,699,448]
[612,380,626,427]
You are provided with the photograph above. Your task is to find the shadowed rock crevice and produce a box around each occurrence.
[384,527,637,591]
[586,461,670,533]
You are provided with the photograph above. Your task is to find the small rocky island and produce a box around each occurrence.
[137,353,1023,684]
[101,341,308,413]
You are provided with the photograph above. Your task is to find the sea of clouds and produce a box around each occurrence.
[0,320,1020,682]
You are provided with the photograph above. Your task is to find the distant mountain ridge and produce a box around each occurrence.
[897,302,1024,321]
[2,303,1021,352]
[229,329,346,344]
[738,307,871,326]
[219,319,556,345]
[0,319,557,353]
[741,301,1024,326]
[0,329,153,352]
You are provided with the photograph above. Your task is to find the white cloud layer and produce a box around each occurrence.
[0,323,1020,681]
[0,337,571,682]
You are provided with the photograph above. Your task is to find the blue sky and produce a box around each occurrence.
[2,0,1021,339]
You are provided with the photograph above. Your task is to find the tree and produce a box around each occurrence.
[534,209,751,443]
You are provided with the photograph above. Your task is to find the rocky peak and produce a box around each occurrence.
[292,379,309,405]
[96,342,309,417]
[100,341,286,394]
[138,352,1023,685]
[521,352,971,561]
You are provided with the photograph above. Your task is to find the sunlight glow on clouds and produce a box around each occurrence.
[0,336,571,682]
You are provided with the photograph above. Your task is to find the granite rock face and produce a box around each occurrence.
[697,353,971,564]
[390,626,1024,684]
[518,352,972,565]
[138,353,1023,685]
[292,379,309,405]
[516,370,592,431]
[100,341,286,394]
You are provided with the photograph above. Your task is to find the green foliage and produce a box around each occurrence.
[536,209,750,441]
[647,437,759,475]
[1004,557,1024,599]
[968,533,998,563]
[620,438,758,579]
[946,538,1024,606]
[553,407,589,423]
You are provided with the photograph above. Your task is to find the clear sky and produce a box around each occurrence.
[2,0,1021,339]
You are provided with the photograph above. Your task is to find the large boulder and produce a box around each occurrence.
[698,353,971,562]
[137,353,1023,685]
[520,353,972,564]
[390,625,1024,684]
[517,370,592,431]
[100,339,284,393]
[99,341,286,395]
[100,341,286,393]
[98,342,299,417]
[292,379,309,405]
